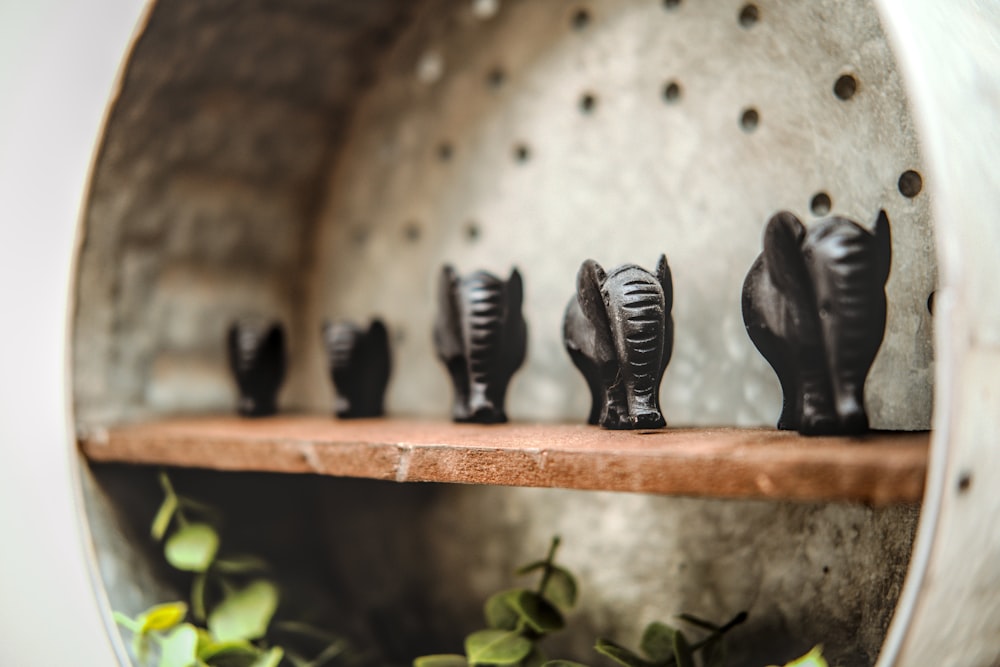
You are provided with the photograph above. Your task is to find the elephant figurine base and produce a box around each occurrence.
[433,266,527,424]
[563,255,673,430]
[227,319,286,417]
[741,210,891,435]
[322,318,391,418]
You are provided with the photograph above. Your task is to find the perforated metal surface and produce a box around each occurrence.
[300,0,934,429]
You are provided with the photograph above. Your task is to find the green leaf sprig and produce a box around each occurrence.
[593,610,748,667]
[113,471,348,667]
[414,536,580,667]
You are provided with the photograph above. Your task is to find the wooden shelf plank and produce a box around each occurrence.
[77,416,929,505]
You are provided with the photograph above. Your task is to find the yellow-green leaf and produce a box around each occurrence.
[165,523,219,572]
[465,629,532,666]
[484,589,524,630]
[139,601,188,633]
[152,492,179,541]
[542,566,577,611]
[783,646,828,667]
[639,621,676,662]
[414,656,468,667]
[252,647,284,667]
[208,579,279,642]
[594,639,654,667]
[197,638,258,661]
[159,623,199,667]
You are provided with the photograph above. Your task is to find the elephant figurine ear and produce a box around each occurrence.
[655,254,673,314]
[367,318,389,347]
[434,265,464,360]
[507,267,524,314]
[763,211,811,294]
[576,259,615,357]
[873,209,892,286]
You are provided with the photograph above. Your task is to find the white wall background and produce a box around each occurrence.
[0,1,145,664]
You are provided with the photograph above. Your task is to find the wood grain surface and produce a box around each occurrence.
[78,416,929,505]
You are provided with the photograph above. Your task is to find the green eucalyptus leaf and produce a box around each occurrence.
[672,630,694,667]
[484,589,525,630]
[413,655,469,667]
[139,601,189,633]
[594,639,656,667]
[676,613,720,632]
[191,573,208,622]
[165,523,220,572]
[251,646,283,667]
[465,629,533,665]
[782,646,828,667]
[152,493,179,541]
[208,579,279,642]
[212,554,269,575]
[159,623,200,667]
[639,622,677,663]
[511,590,564,634]
[541,566,577,611]
[197,638,258,661]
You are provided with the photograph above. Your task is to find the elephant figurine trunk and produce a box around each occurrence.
[322,318,391,418]
[434,265,527,424]
[741,209,892,435]
[563,255,674,430]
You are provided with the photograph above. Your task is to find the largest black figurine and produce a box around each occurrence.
[434,266,527,424]
[742,210,891,435]
[563,255,674,429]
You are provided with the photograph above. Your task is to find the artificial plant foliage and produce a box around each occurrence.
[413,537,579,667]
[113,471,351,667]
[594,611,747,667]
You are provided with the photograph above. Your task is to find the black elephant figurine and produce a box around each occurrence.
[741,210,891,435]
[227,319,286,417]
[563,255,674,430]
[433,266,527,424]
[322,318,391,418]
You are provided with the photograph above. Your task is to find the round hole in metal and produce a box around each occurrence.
[810,192,832,216]
[898,169,923,198]
[739,3,759,27]
[662,81,681,103]
[740,107,759,132]
[834,74,858,100]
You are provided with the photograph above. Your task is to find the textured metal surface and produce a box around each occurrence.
[301,0,934,430]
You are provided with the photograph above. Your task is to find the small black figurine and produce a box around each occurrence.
[434,265,527,423]
[741,210,891,435]
[227,319,286,417]
[322,318,391,418]
[563,255,674,430]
